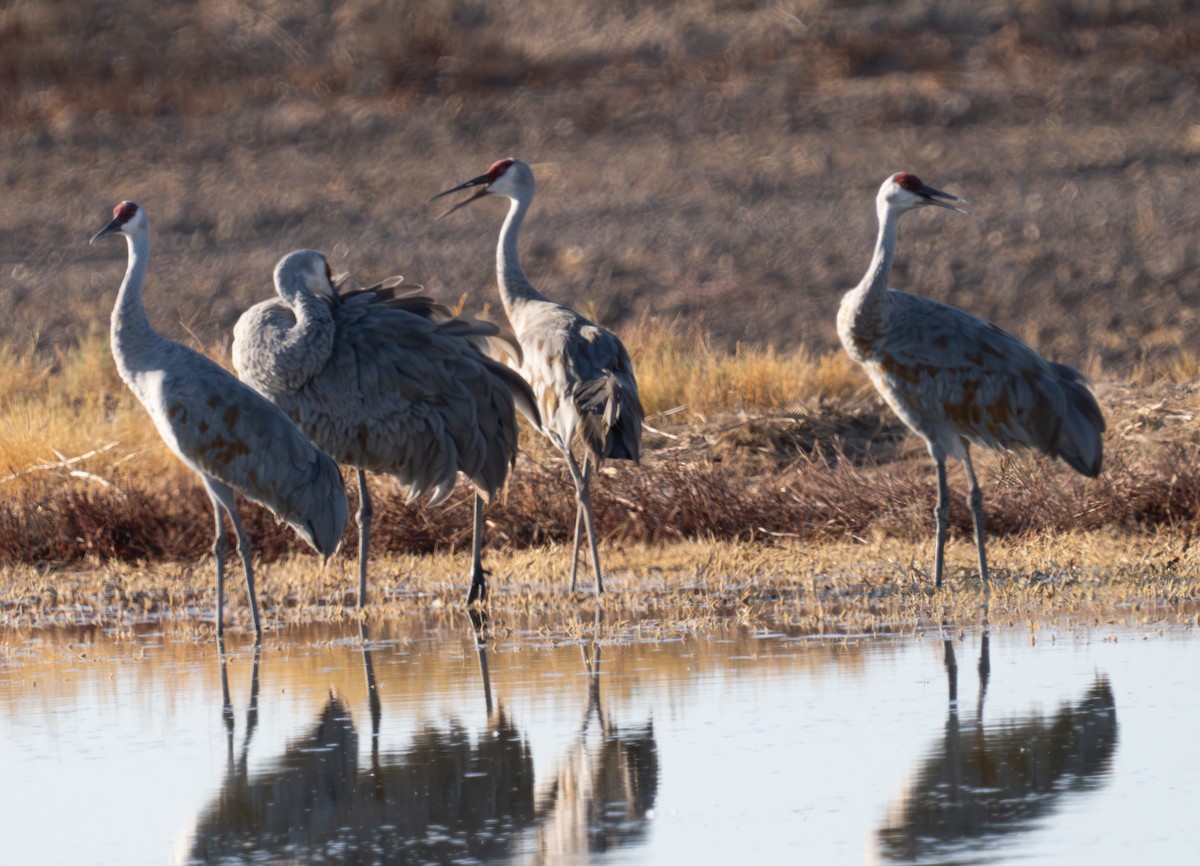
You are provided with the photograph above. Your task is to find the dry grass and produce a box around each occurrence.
[625,317,870,416]
[3,326,1200,571]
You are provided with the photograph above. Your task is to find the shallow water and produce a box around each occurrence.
[0,618,1196,865]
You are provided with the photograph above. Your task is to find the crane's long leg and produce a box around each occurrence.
[961,446,991,596]
[208,489,228,640]
[565,449,585,592]
[564,449,604,594]
[570,491,585,590]
[568,455,592,592]
[205,477,262,641]
[933,456,950,589]
[467,493,487,605]
[228,508,262,640]
[227,501,262,641]
[356,469,372,608]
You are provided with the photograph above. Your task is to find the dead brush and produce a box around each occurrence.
[7,404,1200,568]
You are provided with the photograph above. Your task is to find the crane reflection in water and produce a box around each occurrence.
[184,619,658,864]
[530,616,659,859]
[876,633,1118,862]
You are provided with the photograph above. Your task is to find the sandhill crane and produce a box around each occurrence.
[90,202,349,640]
[837,173,1105,592]
[430,158,644,594]
[233,249,539,606]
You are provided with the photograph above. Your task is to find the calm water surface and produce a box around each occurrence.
[1,617,1197,865]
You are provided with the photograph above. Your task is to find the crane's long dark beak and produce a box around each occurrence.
[427,174,492,218]
[919,184,970,214]
[89,216,123,244]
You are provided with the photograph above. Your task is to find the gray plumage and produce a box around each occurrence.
[430,157,644,594]
[90,202,348,640]
[837,173,1105,592]
[233,249,539,605]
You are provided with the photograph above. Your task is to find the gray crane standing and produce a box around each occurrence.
[838,173,1105,593]
[430,158,644,594]
[233,249,538,605]
[91,203,348,639]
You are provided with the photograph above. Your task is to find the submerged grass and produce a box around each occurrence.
[3,532,1197,637]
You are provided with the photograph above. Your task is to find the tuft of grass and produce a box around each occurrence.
[624,317,869,419]
[0,330,215,492]
[1152,349,1200,386]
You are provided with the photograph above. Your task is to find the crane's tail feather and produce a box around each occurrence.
[484,357,541,432]
[479,329,524,368]
[438,319,524,369]
[339,272,426,298]
[1049,363,1105,478]
[287,454,350,559]
[575,371,644,466]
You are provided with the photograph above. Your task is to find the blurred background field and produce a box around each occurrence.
[3,0,1198,363]
[3,0,1200,571]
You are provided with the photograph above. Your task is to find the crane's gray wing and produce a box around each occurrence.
[294,289,531,501]
[873,291,1101,465]
[153,359,348,555]
[350,279,527,366]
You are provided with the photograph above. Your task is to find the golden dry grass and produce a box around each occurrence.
[625,317,870,417]
[3,325,1200,566]
[0,316,871,496]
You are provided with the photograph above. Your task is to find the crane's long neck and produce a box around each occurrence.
[276,270,333,332]
[270,269,336,387]
[496,193,549,318]
[838,201,898,357]
[109,229,162,376]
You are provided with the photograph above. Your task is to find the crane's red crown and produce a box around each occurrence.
[486,158,514,181]
[894,173,923,192]
[113,201,139,223]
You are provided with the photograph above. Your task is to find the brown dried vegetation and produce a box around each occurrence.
[5,331,1200,569]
